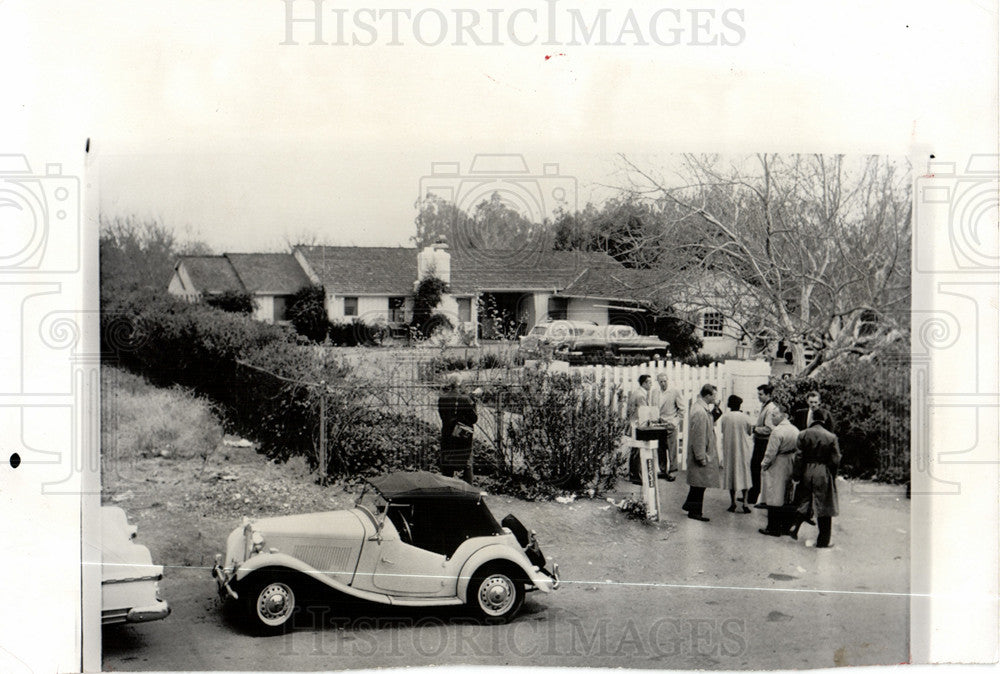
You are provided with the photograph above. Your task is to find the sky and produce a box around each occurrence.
[97,145,630,252]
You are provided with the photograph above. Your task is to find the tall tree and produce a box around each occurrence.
[621,154,911,375]
[99,215,212,299]
[412,192,543,252]
[552,195,696,269]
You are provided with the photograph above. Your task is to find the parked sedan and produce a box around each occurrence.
[101,506,171,626]
[213,471,559,634]
[518,319,599,360]
[555,325,670,365]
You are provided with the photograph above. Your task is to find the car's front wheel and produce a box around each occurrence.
[467,564,525,623]
[242,571,298,635]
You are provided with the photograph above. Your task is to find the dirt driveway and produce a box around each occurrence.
[102,444,909,671]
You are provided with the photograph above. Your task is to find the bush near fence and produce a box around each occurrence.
[773,352,910,483]
[103,290,441,478]
[476,369,629,500]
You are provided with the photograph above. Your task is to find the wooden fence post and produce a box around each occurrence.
[319,385,327,483]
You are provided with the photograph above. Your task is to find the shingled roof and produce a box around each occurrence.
[227,253,311,294]
[295,246,420,295]
[177,256,244,294]
[556,267,678,304]
[449,249,622,293]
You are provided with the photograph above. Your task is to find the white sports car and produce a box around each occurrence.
[213,471,559,634]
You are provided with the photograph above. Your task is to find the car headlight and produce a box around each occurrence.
[251,531,265,554]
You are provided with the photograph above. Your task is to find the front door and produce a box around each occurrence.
[371,522,449,596]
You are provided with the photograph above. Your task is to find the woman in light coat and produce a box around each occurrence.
[720,395,753,513]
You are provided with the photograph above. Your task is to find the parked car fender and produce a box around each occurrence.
[232,553,399,606]
[234,551,322,585]
[456,543,543,601]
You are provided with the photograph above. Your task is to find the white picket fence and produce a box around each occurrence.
[548,358,772,470]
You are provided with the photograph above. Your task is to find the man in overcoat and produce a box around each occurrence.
[438,376,478,484]
[758,401,800,536]
[790,409,841,547]
[682,383,720,522]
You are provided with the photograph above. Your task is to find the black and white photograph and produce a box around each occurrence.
[96,150,914,670]
[0,1,997,673]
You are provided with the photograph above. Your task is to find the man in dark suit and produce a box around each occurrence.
[793,391,835,433]
[438,376,478,483]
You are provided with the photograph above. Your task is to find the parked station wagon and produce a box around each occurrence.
[554,324,670,365]
[213,471,559,633]
[518,319,599,360]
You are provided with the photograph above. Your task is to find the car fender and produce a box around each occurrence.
[456,544,543,600]
[234,551,329,584]
[234,552,398,606]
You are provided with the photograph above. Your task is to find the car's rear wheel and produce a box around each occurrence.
[467,563,525,623]
[242,571,298,635]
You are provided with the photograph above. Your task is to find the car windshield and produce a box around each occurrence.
[610,326,637,338]
[528,326,547,336]
[355,488,388,522]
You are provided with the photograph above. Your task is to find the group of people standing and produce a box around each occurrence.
[629,377,842,548]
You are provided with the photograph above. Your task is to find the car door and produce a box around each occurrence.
[370,517,450,596]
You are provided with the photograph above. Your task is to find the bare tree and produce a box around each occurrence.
[621,154,911,375]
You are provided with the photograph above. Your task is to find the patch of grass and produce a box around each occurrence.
[101,366,223,470]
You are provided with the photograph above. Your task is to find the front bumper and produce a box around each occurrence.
[212,561,239,600]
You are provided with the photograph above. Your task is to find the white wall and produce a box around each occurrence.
[531,292,552,326]
[328,295,393,322]
[700,336,740,356]
[436,294,477,334]
[253,295,275,323]
[567,298,609,324]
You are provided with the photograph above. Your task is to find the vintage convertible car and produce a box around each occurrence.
[101,506,170,626]
[213,471,559,634]
[554,324,670,365]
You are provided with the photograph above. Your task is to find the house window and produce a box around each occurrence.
[702,311,724,338]
[457,297,472,323]
[389,297,406,323]
[273,296,290,322]
[343,297,358,317]
[547,297,568,321]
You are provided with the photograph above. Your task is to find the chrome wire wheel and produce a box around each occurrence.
[255,581,295,627]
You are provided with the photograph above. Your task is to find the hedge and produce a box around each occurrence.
[773,352,910,483]
[101,290,440,478]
